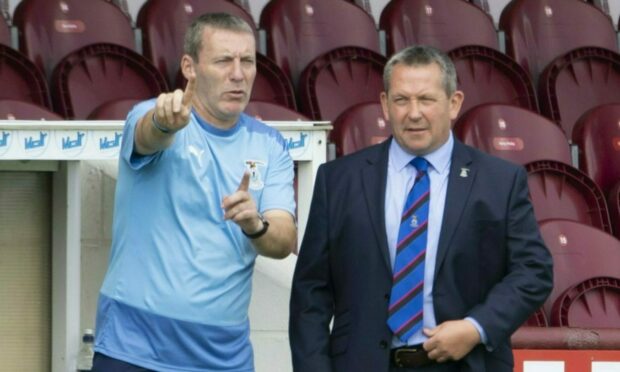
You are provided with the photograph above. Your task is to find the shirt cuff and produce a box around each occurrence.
[465,317,492,351]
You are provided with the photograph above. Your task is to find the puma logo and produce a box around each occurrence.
[188,145,204,167]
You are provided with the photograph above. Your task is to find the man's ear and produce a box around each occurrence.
[180,55,195,81]
[449,90,465,120]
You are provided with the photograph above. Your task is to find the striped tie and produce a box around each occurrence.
[387,157,430,342]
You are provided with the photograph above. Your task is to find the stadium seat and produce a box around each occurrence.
[0,44,51,109]
[448,45,538,120]
[330,102,391,157]
[526,160,612,234]
[244,101,309,121]
[137,0,256,87]
[538,47,620,138]
[87,98,141,120]
[454,103,571,165]
[0,99,62,120]
[13,0,135,79]
[51,43,167,119]
[298,47,386,122]
[379,0,498,57]
[260,0,380,86]
[499,0,618,83]
[550,276,620,328]
[538,219,620,318]
[176,53,297,110]
[572,103,620,195]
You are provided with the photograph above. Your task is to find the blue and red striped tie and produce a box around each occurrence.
[387,157,430,342]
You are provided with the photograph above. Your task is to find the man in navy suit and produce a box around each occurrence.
[289,45,553,372]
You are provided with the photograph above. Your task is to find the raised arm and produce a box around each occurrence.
[134,75,195,155]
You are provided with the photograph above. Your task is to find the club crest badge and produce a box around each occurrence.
[410,215,419,228]
[245,160,267,190]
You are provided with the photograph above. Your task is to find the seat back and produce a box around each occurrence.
[449,46,537,121]
[51,44,167,119]
[330,102,391,157]
[0,99,62,120]
[539,219,620,317]
[379,0,497,56]
[454,103,571,165]
[137,0,256,87]
[550,276,620,328]
[298,47,385,121]
[526,160,612,234]
[244,101,308,122]
[572,103,620,195]
[0,44,51,108]
[499,0,617,83]
[538,47,620,138]
[260,0,379,86]
[13,0,135,79]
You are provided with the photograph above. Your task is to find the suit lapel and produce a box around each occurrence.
[361,139,392,271]
[434,140,476,277]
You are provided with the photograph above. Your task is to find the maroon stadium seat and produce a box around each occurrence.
[13,0,135,79]
[330,102,391,157]
[379,0,497,57]
[298,47,386,122]
[244,101,309,121]
[572,103,620,195]
[51,44,167,119]
[137,0,256,87]
[454,104,571,165]
[550,276,620,328]
[449,46,538,120]
[87,98,141,120]
[260,0,380,86]
[0,44,51,109]
[0,99,62,120]
[176,53,297,110]
[499,0,617,83]
[526,160,612,234]
[539,219,620,318]
[538,47,620,138]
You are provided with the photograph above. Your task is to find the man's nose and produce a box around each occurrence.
[230,59,244,81]
[408,100,422,121]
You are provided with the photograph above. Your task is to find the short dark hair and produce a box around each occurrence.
[383,45,457,96]
[184,13,254,61]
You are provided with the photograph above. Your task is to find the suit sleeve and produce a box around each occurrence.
[289,164,334,372]
[467,166,553,349]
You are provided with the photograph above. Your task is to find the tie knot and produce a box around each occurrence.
[411,157,429,173]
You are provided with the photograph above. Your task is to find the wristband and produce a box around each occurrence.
[242,213,270,239]
[151,113,171,134]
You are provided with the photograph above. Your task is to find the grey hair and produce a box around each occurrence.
[184,13,254,61]
[383,45,457,96]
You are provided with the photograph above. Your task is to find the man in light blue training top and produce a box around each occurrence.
[92,13,297,372]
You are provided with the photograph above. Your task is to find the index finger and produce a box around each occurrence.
[237,171,250,192]
[182,74,196,107]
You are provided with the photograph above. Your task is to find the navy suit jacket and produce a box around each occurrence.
[289,138,553,372]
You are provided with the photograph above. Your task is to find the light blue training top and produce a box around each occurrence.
[94,99,295,372]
